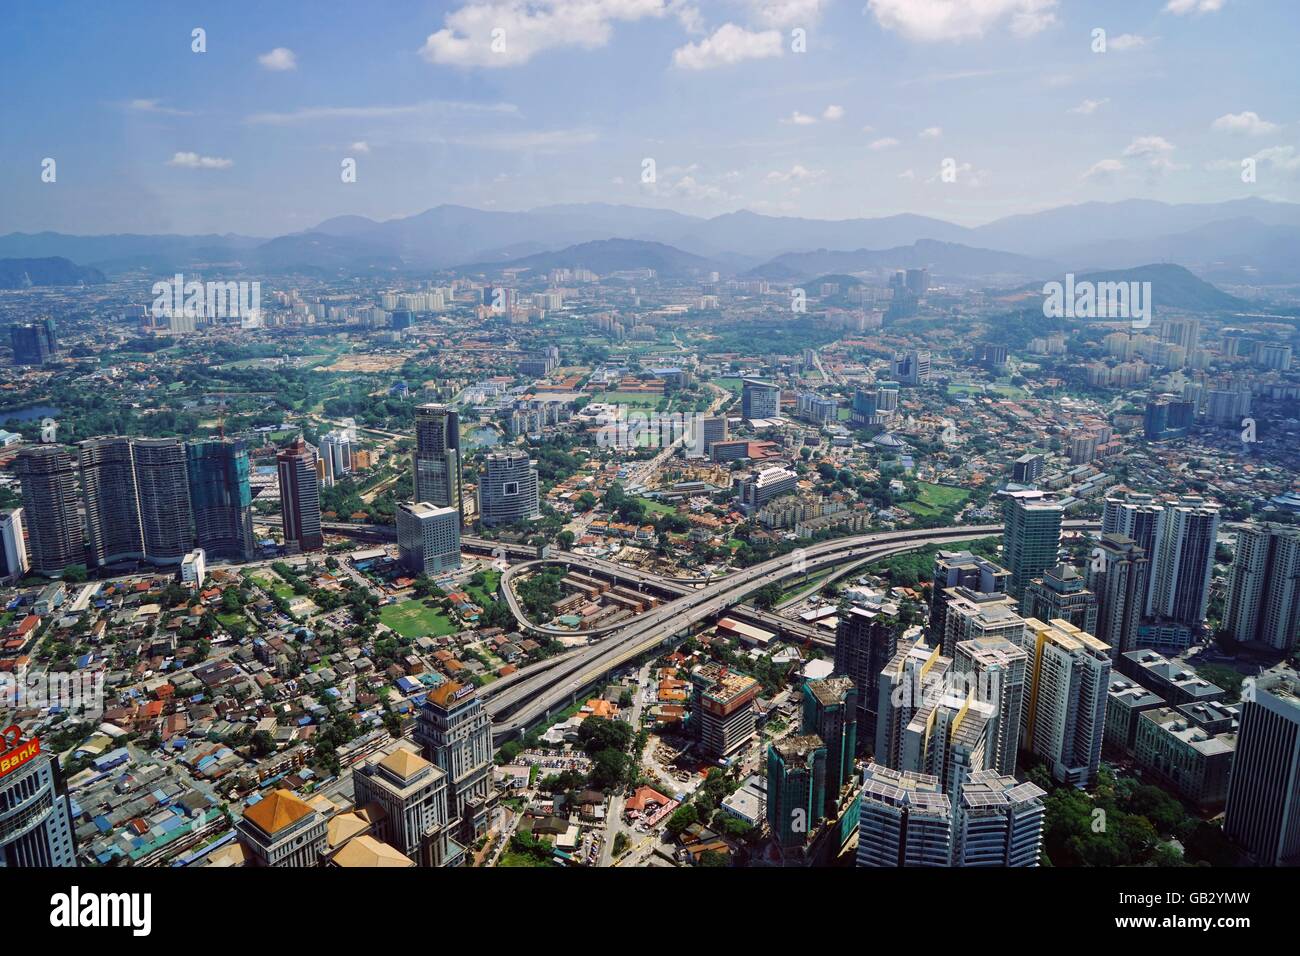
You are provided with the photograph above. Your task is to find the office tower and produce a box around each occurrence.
[477,451,540,528]
[766,735,827,848]
[319,429,353,487]
[834,604,902,748]
[1012,453,1044,484]
[698,415,727,453]
[894,350,931,385]
[0,751,77,866]
[850,383,899,427]
[952,636,1029,776]
[414,681,495,841]
[1086,534,1150,657]
[235,789,327,867]
[1223,524,1300,652]
[0,509,28,581]
[905,268,929,298]
[930,550,1009,648]
[396,502,461,575]
[13,446,82,575]
[413,404,463,518]
[186,439,256,561]
[734,466,798,511]
[132,438,193,565]
[741,378,781,420]
[9,319,56,366]
[79,437,145,566]
[856,764,952,867]
[1021,618,1111,788]
[352,747,459,867]
[1223,676,1300,865]
[1001,494,1063,601]
[802,677,858,813]
[1143,398,1194,441]
[1149,497,1220,629]
[689,662,759,761]
[277,437,323,553]
[1021,564,1098,635]
[876,634,949,770]
[954,770,1046,867]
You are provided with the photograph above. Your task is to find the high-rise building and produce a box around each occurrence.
[1012,453,1044,484]
[1222,524,1300,652]
[9,319,57,366]
[941,592,1026,661]
[186,439,256,561]
[930,551,1009,649]
[876,633,949,771]
[0,509,29,581]
[13,446,82,576]
[277,437,323,553]
[1086,533,1150,657]
[802,677,857,814]
[0,750,77,867]
[954,770,1046,867]
[235,789,327,867]
[132,438,193,565]
[766,735,827,848]
[1149,496,1220,629]
[396,502,461,575]
[413,404,463,521]
[414,682,496,841]
[79,437,145,566]
[952,636,1029,777]
[741,378,781,420]
[1102,494,1165,617]
[319,428,353,488]
[690,662,759,761]
[1223,675,1300,866]
[894,350,931,385]
[834,604,902,748]
[477,451,540,528]
[1001,493,1063,601]
[856,763,952,867]
[352,747,461,867]
[1021,563,1098,635]
[1144,398,1195,441]
[1020,618,1112,788]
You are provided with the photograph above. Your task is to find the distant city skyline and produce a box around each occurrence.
[2,0,1298,235]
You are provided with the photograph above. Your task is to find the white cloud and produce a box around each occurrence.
[672,23,783,69]
[746,0,825,28]
[1068,98,1108,115]
[422,0,671,68]
[167,152,233,169]
[823,104,845,121]
[1108,33,1148,51]
[920,125,942,138]
[246,100,517,125]
[869,137,900,150]
[765,162,826,183]
[1083,158,1124,181]
[126,98,193,116]
[785,110,818,125]
[1250,145,1300,173]
[1212,111,1280,135]
[349,141,371,154]
[1164,0,1225,14]
[1122,135,1184,172]
[898,168,916,180]
[258,47,298,71]
[866,0,1058,42]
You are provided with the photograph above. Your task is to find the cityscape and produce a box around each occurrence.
[0,0,1296,919]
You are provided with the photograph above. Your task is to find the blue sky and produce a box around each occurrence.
[2,0,1297,235]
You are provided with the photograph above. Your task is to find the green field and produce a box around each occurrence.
[463,570,501,608]
[635,496,677,516]
[949,382,1029,399]
[592,391,663,409]
[899,483,971,518]
[252,575,295,601]
[379,599,458,638]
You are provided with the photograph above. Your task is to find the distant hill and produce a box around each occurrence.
[0,257,105,288]
[1023,263,1250,313]
[460,238,723,278]
[748,239,1061,283]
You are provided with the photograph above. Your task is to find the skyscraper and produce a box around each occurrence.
[802,677,857,814]
[186,439,256,561]
[9,319,56,366]
[1020,618,1111,788]
[476,451,540,528]
[766,735,827,849]
[1086,533,1150,657]
[79,436,145,566]
[834,604,902,748]
[132,438,193,565]
[1102,493,1165,617]
[955,770,1046,867]
[930,550,1009,649]
[352,747,459,867]
[277,437,323,553]
[319,428,353,488]
[1001,493,1063,601]
[876,633,949,772]
[13,446,82,575]
[1021,563,1098,635]
[413,404,463,519]
[856,763,952,867]
[414,681,496,841]
[1223,675,1300,866]
[1222,524,1300,652]
[0,750,77,867]
[952,636,1029,777]
[396,502,461,575]
[741,378,781,420]
[0,509,29,581]
[1149,496,1220,629]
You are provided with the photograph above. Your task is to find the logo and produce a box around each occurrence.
[594,406,707,457]
[0,666,104,719]
[41,417,59,443]
[49,887,152,937]
[151,273,261,324]
[1042,273,1151,329]
[0,724,40,778]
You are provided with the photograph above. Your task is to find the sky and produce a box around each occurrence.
[1,0,1297,236]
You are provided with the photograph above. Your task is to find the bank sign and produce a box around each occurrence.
[0,724,39,778]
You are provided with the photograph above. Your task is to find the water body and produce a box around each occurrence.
[0,404,61,423]
[462,425,501,450]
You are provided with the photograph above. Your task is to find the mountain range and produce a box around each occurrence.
[1,197,1298,286]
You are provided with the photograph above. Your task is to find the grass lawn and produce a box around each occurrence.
[593,391,662,409]
[498,851,552,868]
[379,599,458,638]
[716,377,744,395]
[635,496,677,516]
[899,482,970,518]
[464,570,501,608]
[252,575,295,601]
[217,612,248,631]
